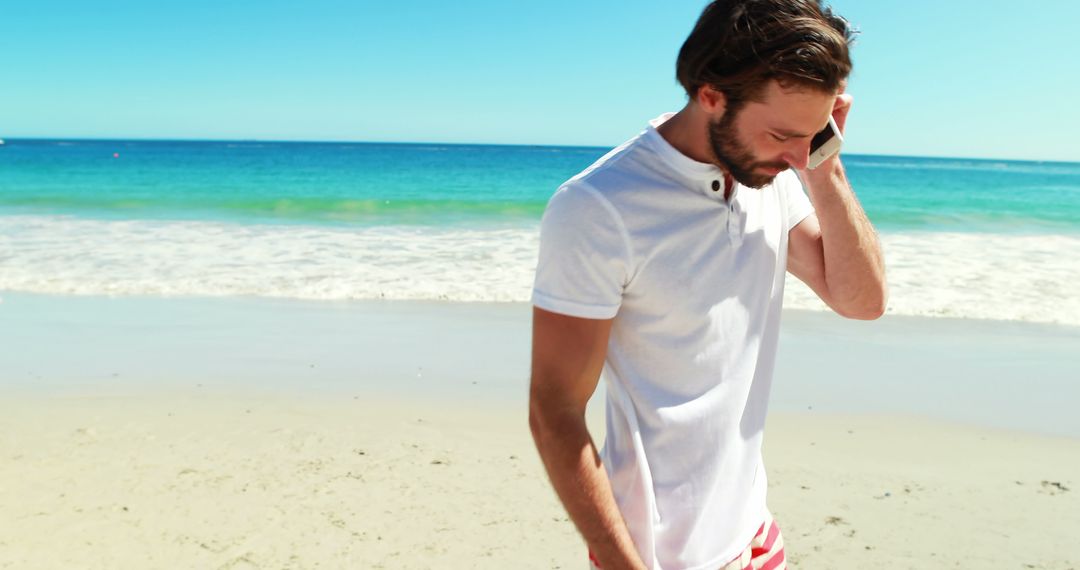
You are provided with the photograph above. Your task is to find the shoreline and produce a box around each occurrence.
[2,218,1079,326]
[2,291,1078,438]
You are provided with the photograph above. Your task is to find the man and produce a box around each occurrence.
[528,1,887,569]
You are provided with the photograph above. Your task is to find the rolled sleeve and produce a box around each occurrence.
[782,172,815,231]
[532,182,631,319]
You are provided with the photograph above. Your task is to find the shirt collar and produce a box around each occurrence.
[642,113,740,202]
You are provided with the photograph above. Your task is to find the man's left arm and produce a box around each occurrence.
[787,94,888,320]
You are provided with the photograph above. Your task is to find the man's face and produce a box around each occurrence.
[707,80,837,188]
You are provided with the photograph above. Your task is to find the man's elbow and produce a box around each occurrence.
[528,393,547,443]
[834,286,888,320]
[840,302,886,321]
[528,385,584,449]
[528,387,560,446]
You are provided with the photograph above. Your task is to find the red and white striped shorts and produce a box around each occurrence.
[588,510,786,570]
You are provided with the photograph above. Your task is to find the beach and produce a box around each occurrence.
[4,0,1080,563]
[1,294,1078,569]
[2,141,1079,568]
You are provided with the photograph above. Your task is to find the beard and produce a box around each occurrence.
[707,111,789,189]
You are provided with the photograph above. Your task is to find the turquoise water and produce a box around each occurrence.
[0,140,578,227]
[2,138,1079,324]
[2,139,1079,233]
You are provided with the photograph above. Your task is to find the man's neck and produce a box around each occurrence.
[655,104,717,166]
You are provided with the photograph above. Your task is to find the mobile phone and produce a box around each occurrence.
[807,115,843,170]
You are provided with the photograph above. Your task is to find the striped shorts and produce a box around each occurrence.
[588,510,786,570]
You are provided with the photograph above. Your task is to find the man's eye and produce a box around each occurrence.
[771,133,789,142]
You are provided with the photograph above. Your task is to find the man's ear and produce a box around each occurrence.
[696,85,727,116]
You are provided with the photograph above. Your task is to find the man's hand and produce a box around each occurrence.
[529,308,648,570]
[799,92,853,179]
[788,93,888,320]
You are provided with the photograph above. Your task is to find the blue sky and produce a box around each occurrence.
[2,1,1077,162]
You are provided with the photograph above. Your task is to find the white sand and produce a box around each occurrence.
[765,414,1080,569]
[1,392,1077,569]
[1,293,1078,568]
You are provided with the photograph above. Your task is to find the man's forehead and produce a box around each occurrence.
[744,80,836,134]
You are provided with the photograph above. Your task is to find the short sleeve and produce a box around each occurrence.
[532,182,631,319]
[782,172,815,231]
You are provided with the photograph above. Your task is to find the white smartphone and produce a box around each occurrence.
[807,115,843,170]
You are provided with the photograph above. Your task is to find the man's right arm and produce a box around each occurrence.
[528,307,647,570]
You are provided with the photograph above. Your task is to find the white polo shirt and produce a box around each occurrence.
[532,114,813,570]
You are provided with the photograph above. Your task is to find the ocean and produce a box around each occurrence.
[2,138,1078,325]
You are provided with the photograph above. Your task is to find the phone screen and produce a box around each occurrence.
[809,122,835,154]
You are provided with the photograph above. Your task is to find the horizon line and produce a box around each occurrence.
[2,136,1077,166]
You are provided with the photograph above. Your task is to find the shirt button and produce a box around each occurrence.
[711,180,721,192]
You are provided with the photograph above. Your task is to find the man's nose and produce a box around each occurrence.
[782,140,811,171]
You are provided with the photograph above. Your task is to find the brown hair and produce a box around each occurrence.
[676,0,855,109]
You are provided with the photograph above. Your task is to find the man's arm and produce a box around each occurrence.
[529,307,647,570]
[788,94,888,320]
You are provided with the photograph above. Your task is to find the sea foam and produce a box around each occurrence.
[1,215,1077,326]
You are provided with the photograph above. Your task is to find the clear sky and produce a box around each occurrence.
[2,1,1077,162]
